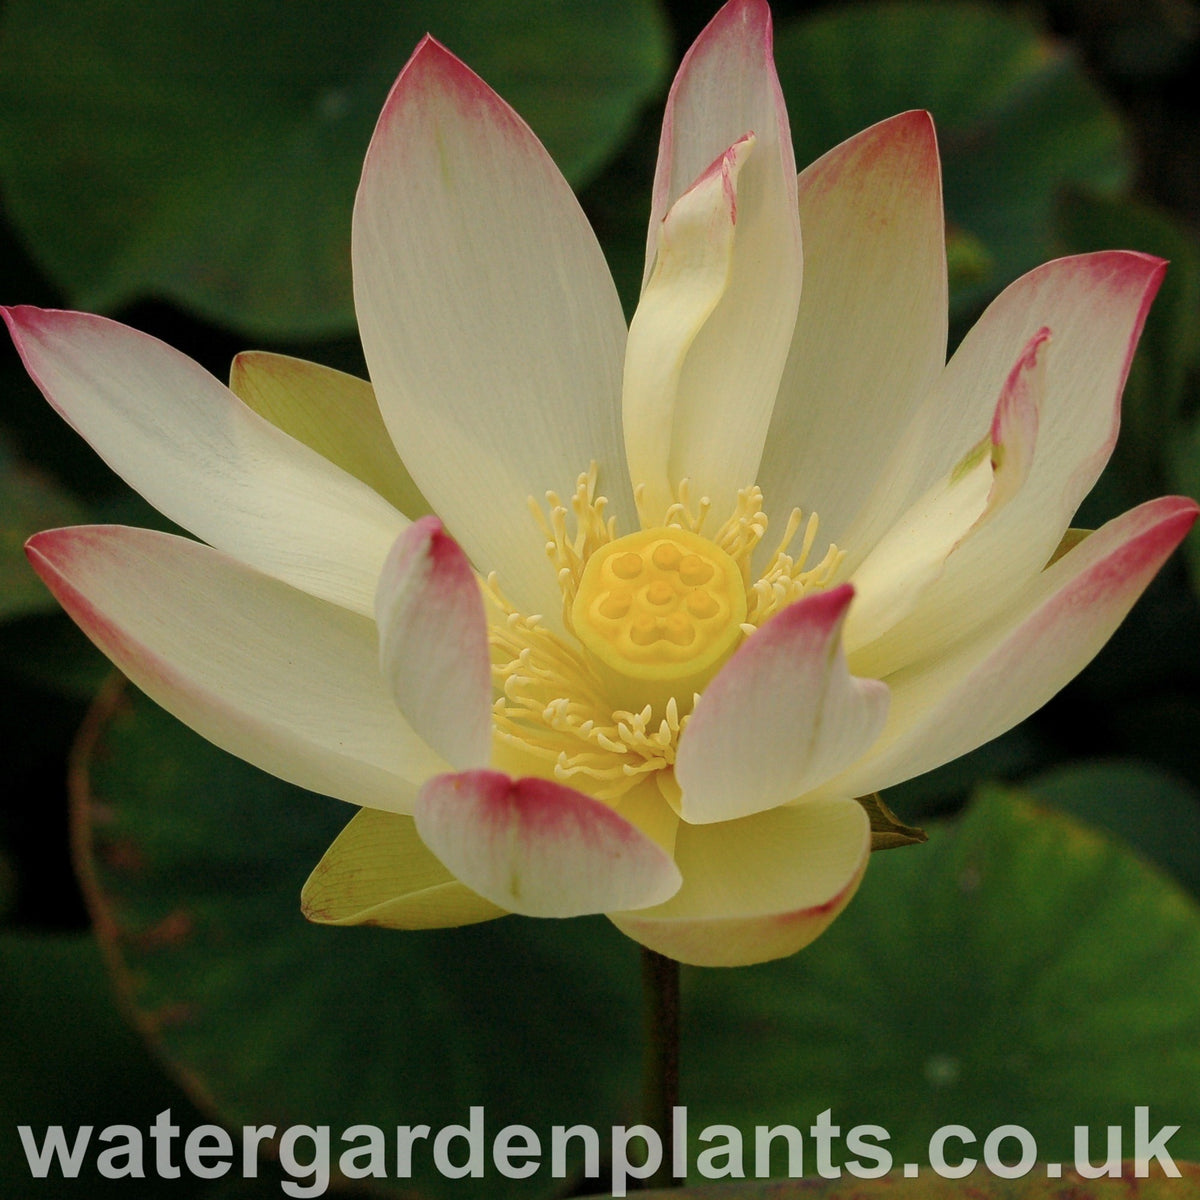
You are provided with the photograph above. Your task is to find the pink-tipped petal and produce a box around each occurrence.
[847,252,1166,673]
[376,517,492,771]
[646,0,796,275]
[635,0,801,520]
[759,111,947,552]
[829,495,1200,798]
[676,585,888,824]
[353,37,630,624]
[3,307,404,618]
[414,770,682,918]
[26,526,445,811]
[610,797,870,967]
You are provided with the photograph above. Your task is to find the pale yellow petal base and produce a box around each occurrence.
[301,806,505,929]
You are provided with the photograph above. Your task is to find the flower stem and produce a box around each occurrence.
[641,946,681,1190]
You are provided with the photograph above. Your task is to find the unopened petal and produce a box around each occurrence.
[610,797,870,967]
[376,518,492,771]
[302,807,505,929]
[4,307,404,618]
[414,770,682,918]
[26,527,446,811]
[677,585,887,823]
[624,136,754,520]
[353,37,630,621]
[637,0,801,519]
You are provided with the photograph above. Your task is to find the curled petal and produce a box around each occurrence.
[831,495,1200,797]
[647,0,796,271]
[677,585,887,823]
[610,797,870,967]
[986,326,1049,514]
[849,252,1166,672]
[845,327,1050,655]
[624,136,754,521]
[376,518,491,771]
[636,0,802,520]
[414,770,682,918]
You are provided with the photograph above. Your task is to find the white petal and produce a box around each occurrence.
[353,37,630,621]
[414,769,682,918]
[375,518,491,770]
[758,111,947,554]
[636,0,801,519]
[677,585,887,823]
[26,526,446,810]
[823,496,1199,798]
[4,307,404,617]
[610,797,870,967]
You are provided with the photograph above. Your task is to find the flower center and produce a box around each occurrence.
[571,527,746,711]
[484,467,844,802]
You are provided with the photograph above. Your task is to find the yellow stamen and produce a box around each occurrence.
[487,466,844,802]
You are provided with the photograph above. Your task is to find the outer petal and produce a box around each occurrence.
[4,307,404,618]
[302,807,505,929]
[353,37,630,622]
[414,770,682,918]
[610,797,870,967]
[758,111,947,554]
[26,526,446,811]
[825,496,1199,798]
[229,351,431,519]
[375,518,491,771]
[844,252,1165,672]
[676,585,887,824]
[637,0,801,520]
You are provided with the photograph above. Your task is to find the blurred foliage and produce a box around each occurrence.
[0,0,670,336]
[0,932,253,1197]
[75,684,643,1200]
[775,2,1132,316]
[2,0,1200,1196]
[0,435,88,620]
[686,788,1200,1169]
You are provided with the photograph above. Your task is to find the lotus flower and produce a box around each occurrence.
[8,0,1197,967]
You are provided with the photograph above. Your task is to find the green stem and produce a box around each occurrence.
[641,946,681,1190]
